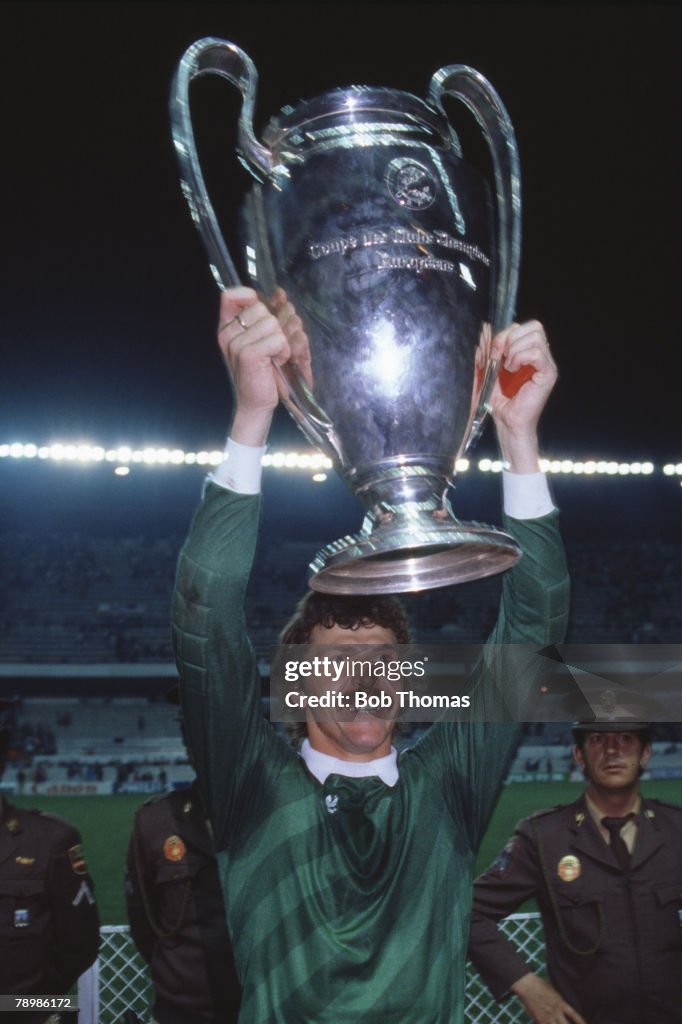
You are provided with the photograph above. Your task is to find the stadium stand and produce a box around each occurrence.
[2,532,681,663]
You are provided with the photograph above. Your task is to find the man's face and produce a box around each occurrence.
[304,621,400,761]
[573,730,651,794]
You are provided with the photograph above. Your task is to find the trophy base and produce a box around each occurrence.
[308,515,521,595]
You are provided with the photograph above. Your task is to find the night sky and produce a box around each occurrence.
[1,3,680,464]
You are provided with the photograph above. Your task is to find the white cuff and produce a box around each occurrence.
[209,437,265,495]
[502,471,555,520]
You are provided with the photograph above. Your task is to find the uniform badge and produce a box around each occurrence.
[557,854,581,882]
[15,856,35,865]
[68,844,88,875]
[163,834,186,861]
[72,880,95,906]
[14,909,29,928]
[325,795,339,815]
[493,839,517,878]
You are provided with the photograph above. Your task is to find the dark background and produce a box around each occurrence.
[1,3,680,541]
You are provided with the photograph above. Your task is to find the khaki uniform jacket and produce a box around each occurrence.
[0,797,99,1024]
[468,795,682,1024]
[126,781,241,1024]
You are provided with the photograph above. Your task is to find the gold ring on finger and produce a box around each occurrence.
[218,314,248,334]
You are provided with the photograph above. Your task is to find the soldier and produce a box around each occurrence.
[125,692,241,1024]
[0,699,100,1024]
[468,711,682,1024]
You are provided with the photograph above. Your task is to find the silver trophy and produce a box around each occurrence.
[170,39,523,594]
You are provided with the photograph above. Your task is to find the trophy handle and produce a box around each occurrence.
[170,37,272,290]
[428,66,521,447]
[170,39,335,447]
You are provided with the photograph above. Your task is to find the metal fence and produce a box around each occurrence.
[78,927,151,1024]
[77,914,544,1023]
[464,913,545,1023]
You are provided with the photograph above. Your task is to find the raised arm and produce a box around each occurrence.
[415,321,569,844]
[172,288,297,848]
[489,319,558,477]
[472,320,567,654]
[217,286,293,446]
[472,322,569,836]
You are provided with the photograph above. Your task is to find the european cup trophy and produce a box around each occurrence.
[170,39,524,594]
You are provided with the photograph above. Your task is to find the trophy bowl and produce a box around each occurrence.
[170,39,523,594]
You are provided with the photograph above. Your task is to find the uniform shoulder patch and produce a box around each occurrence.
[492,838,518,877]
[72,879,95,906]
[68,844,88,875]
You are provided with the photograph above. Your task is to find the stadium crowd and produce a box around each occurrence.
[0,532,680,664]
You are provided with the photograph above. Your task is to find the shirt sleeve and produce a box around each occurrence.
[172,483,289,850]
[125,812,157,964]
[467,824,542,1000]
[412,507,570,851]
[502,471,555,519]
[210,437,266,495]
[46,823,100,992]
[211,445,555,509]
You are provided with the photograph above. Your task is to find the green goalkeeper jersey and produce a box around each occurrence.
[173,484,569,1023]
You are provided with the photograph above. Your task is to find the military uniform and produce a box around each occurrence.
[0,796,100,1024]
[125,780,241,1024]
[468,795,682,1024]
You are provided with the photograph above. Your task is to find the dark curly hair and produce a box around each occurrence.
[279,591,411,747]
[280,591,411,646]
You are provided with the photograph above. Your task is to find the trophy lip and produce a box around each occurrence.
[263,85,448,148]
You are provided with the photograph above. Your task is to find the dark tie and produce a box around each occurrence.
[601,814,634,871]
